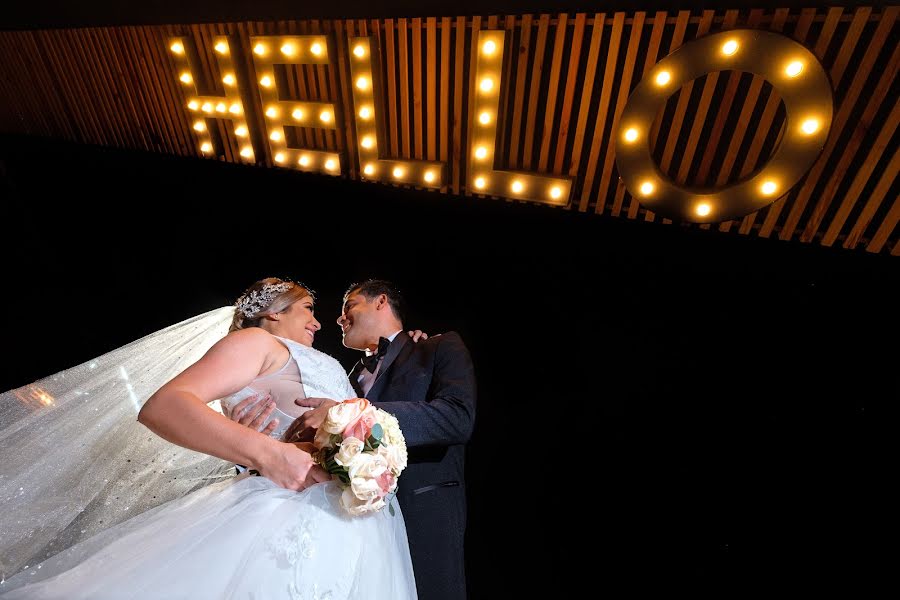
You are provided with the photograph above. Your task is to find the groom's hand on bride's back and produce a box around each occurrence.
[224,393,280,435]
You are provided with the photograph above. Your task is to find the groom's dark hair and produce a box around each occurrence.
[345,279,405,325]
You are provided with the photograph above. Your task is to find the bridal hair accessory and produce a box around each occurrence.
[235,282,293,318]
[312,398,408,516]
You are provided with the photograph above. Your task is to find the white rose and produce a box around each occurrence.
[334,437,364,467]
[347,452,388,480]
[350,476,383,501]
[313,426,335,449]
[340,487,386,516]
[376,410,405,447]
[377,444,408,473]
[323,401,363,434]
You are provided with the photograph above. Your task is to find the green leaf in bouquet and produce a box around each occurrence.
[370,423,383,441]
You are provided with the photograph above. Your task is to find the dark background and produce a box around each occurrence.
[1,134,892,595]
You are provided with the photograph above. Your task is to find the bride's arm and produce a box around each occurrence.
[138,328,327,490]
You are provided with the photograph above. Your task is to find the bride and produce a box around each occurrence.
[0,278,417,599]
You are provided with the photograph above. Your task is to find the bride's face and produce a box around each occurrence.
[280,297,321,347]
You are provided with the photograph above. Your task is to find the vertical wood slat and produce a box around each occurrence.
[844,146,900,250]
[384,19,399,157]
[439,16,451,185]
[776,6,873,241]
[522,14,550,170]
[566,13,604,184]
[509,14,533,170]
[29,31,80,140]
[139,25,189,154]
[596,11,645,216]
[426,17,437,162]
[495,14,517,164]
[554,12,586,177]
[112,27,155,151]
[398,18,411,158]
[578,12,624,212]
[800,7,899,242]
[335,20,358,178]
[22,32,71,139]
[464,15,482,197]
[625,10,667,219]
[62,29,113,145]
[537,13,568,173]
[412,17,423,159]
[451,15,466,194]
[821,83,900,246]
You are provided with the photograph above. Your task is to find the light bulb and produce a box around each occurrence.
[640,181,654,196]
[170,42,184,54]
[480,78,494,93]
[722,40,739,56]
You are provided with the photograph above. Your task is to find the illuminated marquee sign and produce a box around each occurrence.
[170,29,831,220]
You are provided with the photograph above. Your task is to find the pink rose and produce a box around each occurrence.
[343,406,377,441]
[376,470,396,495]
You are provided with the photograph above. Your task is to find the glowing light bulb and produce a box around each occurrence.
[200,142,212,153]
[424,171,436,183]
[393,167,405,179]
[479,112,491,125]
[511,180,524,193]
[223,74,236,86]
[265,107,277,118]
[475,147,488,160]
[319,110,332,123]
[214,42,228,54]
[193,121,206,132]
[624,128,639,143]
[270,131,282,142]
[311,43,323,56]
[292,109,304,120]
[179,73,192,84]
[201,102,213,113]
[281,43,296,56]
[474,177,486,189]
[170,42,184,54]
[483,40,497,55]
[761,181,778,196]
[361,136,375,149]
[550,186,563,200]
[354,45,365,58]
[325,159,337,171]
[274,153,285,163]
[260,76,273,88]
[253,43,266,56]
[299,155,310,167]
[696,203,712,217]
[356,76,369,90]
[722,40,739,56]
[187,101,199,111]
[235,126,248,137]
[359,107,371,119]
[801,118,820,135]
[240,147,253,158]
[785,61,803,77]
[363,163,375,176]
[640,181,655,196]
[655,71,671,86]
[229,104,242,115]
[215,102,227,113]
[480,78,494,93]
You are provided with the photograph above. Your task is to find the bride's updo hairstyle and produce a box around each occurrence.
[229,277,314,332]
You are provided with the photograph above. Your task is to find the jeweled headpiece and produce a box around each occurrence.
[235,282,293,318]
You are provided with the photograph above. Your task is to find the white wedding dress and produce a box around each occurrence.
[0,312,417,599]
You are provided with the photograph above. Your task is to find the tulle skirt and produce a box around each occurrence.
[0,476,417,599]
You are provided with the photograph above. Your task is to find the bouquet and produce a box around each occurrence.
[312,398,408,516]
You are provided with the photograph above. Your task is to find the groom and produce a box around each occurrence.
[291,279,476,600]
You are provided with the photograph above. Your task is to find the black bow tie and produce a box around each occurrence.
[361,336,391,373]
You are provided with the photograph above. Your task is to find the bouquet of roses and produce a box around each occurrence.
[312,398,408,516]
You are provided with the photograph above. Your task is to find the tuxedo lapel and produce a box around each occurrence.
[366,334,409,401]
[348,362,365,397]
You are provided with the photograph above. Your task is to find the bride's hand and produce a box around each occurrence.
[257,442,329,491]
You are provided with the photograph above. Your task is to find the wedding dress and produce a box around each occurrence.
[0,308,417,599]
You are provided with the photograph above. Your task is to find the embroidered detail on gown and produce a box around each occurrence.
[0,338,416,600]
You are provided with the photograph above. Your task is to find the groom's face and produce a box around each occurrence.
[338,291,378,350]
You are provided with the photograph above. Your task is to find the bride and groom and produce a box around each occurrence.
[0,278,476,599]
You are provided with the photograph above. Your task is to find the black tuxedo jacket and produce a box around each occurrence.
[350,332,475,600]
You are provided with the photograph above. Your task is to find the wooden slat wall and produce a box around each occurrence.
[0,7,896,254]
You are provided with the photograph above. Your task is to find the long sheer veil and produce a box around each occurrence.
[0,307,237,582]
